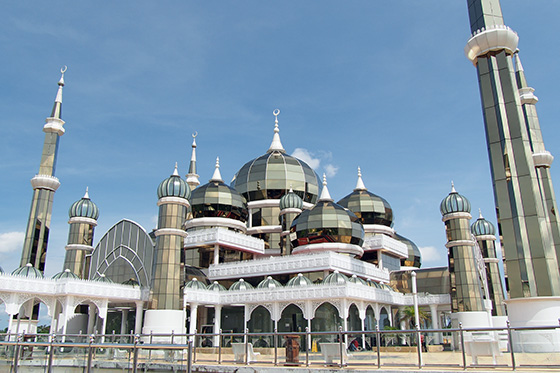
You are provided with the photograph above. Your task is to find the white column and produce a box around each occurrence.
[360,317,366,350]
[189,304,198,341]
[87,306,96,334]
[214,244,220,265]
[307,318,312,350]
[120,309,129,335]
[429,304,440,344]
[213,306,222,347]
[343,317,349,346]
[135,302,144,334]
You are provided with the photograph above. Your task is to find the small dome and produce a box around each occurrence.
[440,183,471,215]
[157,164,191,200]
[190,158,248,222]
[348,274,367,286]
[52,268,79,280]
[233,113,320,203]
[395,233,422,268]
[229,278,254,291]
[257,276,282,289]
[471,210,496,236]
[290,176,364,249]
[69,188,99,220]
[0,266,4,274]
[185,278,207,290]
[122,278,139,286]
[94,274,113,283]
[286,273,313,287]
[366,279,382,289]
[208,281,227,291]
[338,168,393,227]
[279,188,304,210]
[323,270,349,285]
[12,263,43,278]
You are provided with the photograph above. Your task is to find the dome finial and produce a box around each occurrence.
[318,173,333,202]
[267,109,286,154]
[354,166,367,191]
[83,186,90,199]
[478,208,483,219]
[173,162,179,176]
[210,156,223,182]
[451,181,456,193]
[186,132,200,190]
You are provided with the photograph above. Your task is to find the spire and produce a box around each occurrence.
[451,181,456,193]
[354,167,367,191]
[83,187,90,199]
[172,162,179,176]
[186,132,200,190]
[267,109,286,154]
[318,173,333,202]
[479,208,483,219]
[210,157,223,182]
[50,66,66,119]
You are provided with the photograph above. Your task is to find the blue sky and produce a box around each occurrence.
[0,1,559,284]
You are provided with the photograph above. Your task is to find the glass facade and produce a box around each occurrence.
[190,181,248,222]
[338,189,394,227]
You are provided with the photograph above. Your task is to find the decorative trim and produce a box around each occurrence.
[185,217,247,233]
[292,242,363,257]
[363,224,395,236]
[247,200,280,209]
[533,151,554,168]
[30,174,60,191]
[519,87,538,105]
[445,240,475,249]
[184,227,265,254]
[157,196,190,208]
[279,208,302,216]
[475,235,496,242]
[68,216,97,226]
[154,228,188,238]
[484,258,500,264]
[65,244,94,252]
[363,235,408,258]
[246,225,282,234]
[441,212,472,222]
[43,117,65,136]
[465,25,518,65]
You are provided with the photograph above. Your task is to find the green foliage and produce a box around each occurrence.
[398,306,429,329]
[37,325,50,334]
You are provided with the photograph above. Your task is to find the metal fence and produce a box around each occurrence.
[1,322,560,372]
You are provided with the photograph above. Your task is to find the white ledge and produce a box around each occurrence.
[519,87,538,105]
[445,240,475,249]
[363,235,408,259]
[30,174,60,191]
[465,25,518,65]
[292,242,364,257]
[184,226,264,254]
[442,212,472,222]
[65,244,94,252]
[246,225,282,234]
[185,217,247,233]
[68,216,97,226]
[155,228,188,238]
[157,196,190,208]
[533,151,554,168]
[43,117,65,136]
[363,225,395,236]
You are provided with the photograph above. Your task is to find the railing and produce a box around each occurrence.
[1,322,560,372]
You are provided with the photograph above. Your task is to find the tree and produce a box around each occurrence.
[399,306,429,329]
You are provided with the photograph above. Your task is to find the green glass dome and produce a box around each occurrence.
[323,270,349,285]
[286,273,313,287]
[208,281,227,291]
[349,274,367,285]
[12,263,43,278]
[279,188,304,210]
[471,212,496,236]
[440,184,471,215]
[395,233,422,268]
[229,278,254,291]
[52,269,79,280]
[257,276,282,289]
[191,160,248,222]
[0,266,4,274]
[157,165,191,200]
[94,274,113,283]
[185,278,207,290]
[290,201,364,248]
[69,188,99,220]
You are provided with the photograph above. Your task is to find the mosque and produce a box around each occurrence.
[0,0,558,353]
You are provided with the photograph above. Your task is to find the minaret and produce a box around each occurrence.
[471,210,506,316]
[465,0,560,298]
[20,67,68,272]
[279,187,303,255]
[440,184,486,313]
[63,188,99,279]
[186,132,200,191]
[143,164,190,337]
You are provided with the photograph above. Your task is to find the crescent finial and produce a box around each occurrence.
[192,131,198,138]
[61,65,68,74]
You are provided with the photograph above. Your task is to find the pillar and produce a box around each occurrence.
[429,304,441,344]
[189,304,198,340]
[135,302,144,334]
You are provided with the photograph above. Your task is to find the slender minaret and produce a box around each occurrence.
[472,210,506,316]
[186,132,200,191]
[279,187,303,255]
[20,67,68,272]
[465,0,560,298]
[440,184,486,313]
[64,188,99,279]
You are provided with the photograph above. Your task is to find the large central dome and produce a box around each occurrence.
[233,112,320,203]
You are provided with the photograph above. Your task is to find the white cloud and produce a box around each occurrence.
[418,246,446,266]
[0,232,24,253]
[292,148,320,169]
[324,164,339,177]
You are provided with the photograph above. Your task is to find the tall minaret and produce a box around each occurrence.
[465,0,560,298]
[440,184,486,313]
[20,67,68,272]
[186,132,200,191]
[143,164,190,337]
[64,188,99,279]
[471,210,506,316]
